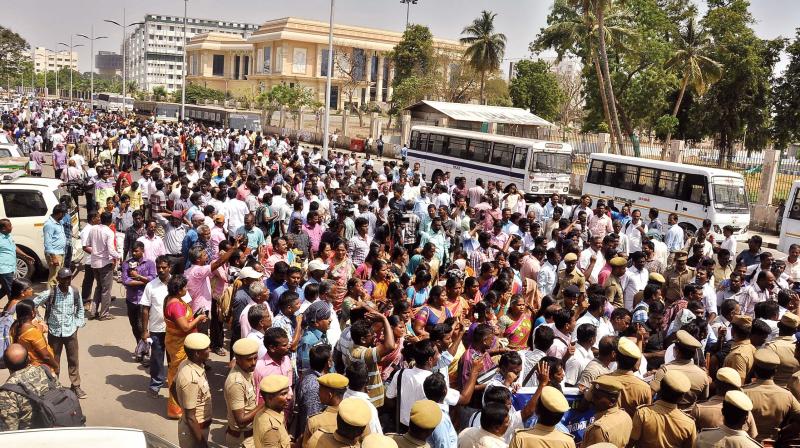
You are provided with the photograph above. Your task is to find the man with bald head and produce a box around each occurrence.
[0,344,57,430]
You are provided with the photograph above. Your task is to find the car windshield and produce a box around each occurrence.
[531,153,572,174]
[712,180,748,212]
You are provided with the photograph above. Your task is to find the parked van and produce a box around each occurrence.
[0,170,79,279]
[778,180,800,253]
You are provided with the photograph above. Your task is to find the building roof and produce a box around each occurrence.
[407,101,553,126]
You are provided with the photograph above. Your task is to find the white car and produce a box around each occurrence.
[0,170,80,279]
[0,427,177,448]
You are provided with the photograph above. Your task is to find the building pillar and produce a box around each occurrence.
[370,112,379,139]
[757,148,781,207]
[598,133,611,154]
[386,65,394,101]
[365,52,373,84]
[401,111,412,147]
[298,107,306,130]
[342,108,350,137]
[668,139,685,164]
[376,55,384,103]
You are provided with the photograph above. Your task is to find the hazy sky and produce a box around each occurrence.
[4,0,798,74]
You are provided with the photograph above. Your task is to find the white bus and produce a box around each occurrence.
[408,125,573,198]
[778,180,800,253]
[95,93,134,112]
[583,153,750,241]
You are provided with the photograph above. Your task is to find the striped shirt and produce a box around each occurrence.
[350,345,383,407]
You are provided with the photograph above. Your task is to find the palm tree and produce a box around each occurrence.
[662,17,722,153]
[460,10,507,104]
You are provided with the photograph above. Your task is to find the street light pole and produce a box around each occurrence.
[78,26,109,110]
[58,39,83,102]
[106,10,145,104]
[322,0,335,160]
[181,0,188,121]
[400,0,419,28]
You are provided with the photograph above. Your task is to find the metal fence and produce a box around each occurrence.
[537,129,796,205]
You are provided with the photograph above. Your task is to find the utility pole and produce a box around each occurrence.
[105,9,143,103]
[78,26,108,110]
[181,0,188,120]
[58,38,83,102]
[322,0,335,160]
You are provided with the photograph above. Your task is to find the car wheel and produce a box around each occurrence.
[16,255,35,280]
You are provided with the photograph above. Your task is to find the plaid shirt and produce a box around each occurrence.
[33,287,84,337]
[150,191,167,214]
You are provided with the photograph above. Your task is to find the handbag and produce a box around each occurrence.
[135,339,151,359]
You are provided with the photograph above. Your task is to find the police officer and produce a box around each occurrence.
[663,251,695,302]
[630,370,697,448]
[764,311,800,387]
[388,399,443,448]
[696,391,761,448]
[650,330,709,409]
[742,348,800,442]
[723,316,756,384]
[310,397,371,448]
[557,253,585,301]
[302,373,350,448]
[594,337,652,416]
[689,367,759,438]
[604,257,627,309]
[174,333,212,448]
[253,375,291,448]
[509,386,575,448]
[224,338,264,448]
[582,376,632,447]
[362,434,398,448]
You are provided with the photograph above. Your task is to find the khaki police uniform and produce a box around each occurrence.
[508,423,576,448]
[597,371,652,416]
[631,401,697,448]
[224,364,258,448]
[790,370,800,401]
[689,395,759,438]
[663,265,695,301]
[387,433,432,448]
[696,425,762,448]
[765,335,800,388]
[302,405,339,448]
[651,359,709,409]
[581,405,632,447]
[175,359,213,448]
[603,275,624,309]
[253,408,290,448]
[558,269,585,298]
[723,341,756,384]
[743,379,800,442]
[309,428,360,448]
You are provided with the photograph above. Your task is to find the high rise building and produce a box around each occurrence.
[32,47,78,74]
[95,51,123,77]
[124,13,259,93]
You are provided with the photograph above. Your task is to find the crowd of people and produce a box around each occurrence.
[1,98,800,448]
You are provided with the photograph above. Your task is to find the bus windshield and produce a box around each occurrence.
[712,179,748,212]
[531,153,572,173]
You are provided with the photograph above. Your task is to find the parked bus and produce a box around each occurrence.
[778,180,800,253]
[95,93,133,112]
[583,153,750,241]
[133,101,180,122]
[408,125,573,199]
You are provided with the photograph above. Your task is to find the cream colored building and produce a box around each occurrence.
[185,17,463,109]
[32,47,78,74]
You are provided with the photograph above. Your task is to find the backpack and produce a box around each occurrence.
[219,279,242,323]
[0,366,86,428]
[0,312,13,369]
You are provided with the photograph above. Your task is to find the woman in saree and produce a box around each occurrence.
[412,285,453,340]
[498,294,534,351]
[363,259,392,305]
[354,246,381,281]
[9,299,59,373]
[164,275,207,419]
[327,239,354,313]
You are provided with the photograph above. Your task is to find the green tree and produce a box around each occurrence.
[460,10,507,104]
[509,59,564,122]
[772,29,800,150]
[152,86,167,101]
[662,15,722,153]
[390,24,435,89]
[0,26,29,94]
[484,78,512,107]
[693,0,784,163]
[256,83,315,127]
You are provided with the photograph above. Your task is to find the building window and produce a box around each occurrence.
[275,46,283,73]
[242,55,249,78]
[321,49,329,77]
[261,47,271,73]
[234,55,240,80]
[352,48,365,81]
[212,54,225,76]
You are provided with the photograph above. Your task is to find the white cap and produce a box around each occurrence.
[308,259,329,271]
[238,266,264,280]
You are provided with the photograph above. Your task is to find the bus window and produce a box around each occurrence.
[682,174,708,204]
[448,137,467,158]
[638,167,657,194]
[418,133,429,152]
[789,188,800,220]
[469,140,491,163]
[490,142,514,167]
[411,131,420,150]
[657,170,680,198]
[512,147,528,169]
[430,134,446,155]
[619,164,638,191]
[588,160,604,183]
[603,162,618,187]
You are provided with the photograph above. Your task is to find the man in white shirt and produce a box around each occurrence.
[139,255,174,397]
[87,211,122,320]
[623,252,649,309]
[720,225,738,259]
[785,243,800,283]
[537,249,559,297]
[224,188,250,234]
[342,368,383,436]
[624,209,647,253]
[79,212,99,314]
[565,323,596,386]
[579,236,605,284]
[664,213,685,253]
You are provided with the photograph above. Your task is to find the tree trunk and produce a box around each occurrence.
[592,53,615,152]
[661,73,689,159]
[596,4,625,155]
[479,70,486,105]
